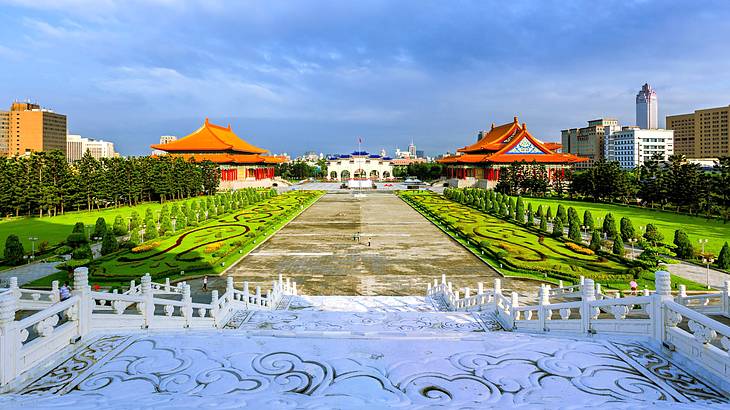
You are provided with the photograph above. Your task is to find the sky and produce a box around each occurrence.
[1,0,730,157]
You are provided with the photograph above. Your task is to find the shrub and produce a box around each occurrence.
[552,217,563,238]
[620,217,635,241]
[556,204,567,224]
[128,229,141,247]
[612,236,625,256]
[589,230,601,252]
[72,243,93,260]
[113,215,128,236]
[672,230,694,259]
[132,242,161,253]
[205,243,224,254]
[100,231,119,256]
[643,224,664,246]
[144,217,158,241]
[583,210,594,231]
[603,213,617,238]
[3,234,25,265]
[565,242,594,255]
[55,245,73,255]
[92,217,108,240]
[718,242,730,270]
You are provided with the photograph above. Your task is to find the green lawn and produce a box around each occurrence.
[518,197,730,256]
[399,191,705,291]
[87,190,323,284]
[0,196,219,252]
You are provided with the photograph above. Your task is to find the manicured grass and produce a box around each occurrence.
[519,197,730,256]
[88,190,323,284]
[399,191,706,291]
[0,196,219,251]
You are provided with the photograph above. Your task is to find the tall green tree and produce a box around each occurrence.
[589,230,601,252]
[4,235,25,265]
[673,230,694,259]
[583,210,594,231]
[612,236,625,256]
[620,217,636,241]
[643,223,664,246]
[100,230,119,255]
[602,213,617,238]
[552,217,564,238]
[717,242,730,269]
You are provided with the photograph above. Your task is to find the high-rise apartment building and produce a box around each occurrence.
[0,101,67,157]
[153,135,178,155]
[666,105,730,158]
[636,83,658,129]
[66,134,117,162]
[560,118,620,169]
[604,126,674,169]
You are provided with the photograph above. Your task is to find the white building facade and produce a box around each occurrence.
[66,134,117,162]
[605,126,674,169]
[636,83,658,129]
[326,151,394,181]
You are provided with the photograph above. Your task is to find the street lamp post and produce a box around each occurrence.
[171,217,177,234]
[28,236,38,261]
[702,257,715,289]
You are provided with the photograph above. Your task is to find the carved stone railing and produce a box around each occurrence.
[427,270,729,382]
[675,281,730,318]
[5,277,60,311]
[0,269,298,389]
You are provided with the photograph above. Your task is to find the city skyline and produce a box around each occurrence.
[1,0,730,156]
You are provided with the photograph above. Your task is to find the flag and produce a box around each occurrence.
[358,137,362,144]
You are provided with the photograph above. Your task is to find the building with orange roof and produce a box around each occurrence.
[437,116,588,188]
[151,118,286,189]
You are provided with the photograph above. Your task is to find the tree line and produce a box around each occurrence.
[569,155,730,219]
[0,150,221,217]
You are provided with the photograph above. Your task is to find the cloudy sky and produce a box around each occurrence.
[1,0,729,157]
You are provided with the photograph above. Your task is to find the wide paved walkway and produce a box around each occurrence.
[227,192,539,296]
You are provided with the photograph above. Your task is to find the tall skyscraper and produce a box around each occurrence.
[636,83,658,129]
[408,139,416,158]
[0,101,67,157]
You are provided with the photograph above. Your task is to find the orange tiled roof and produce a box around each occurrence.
[544,142,562,151]
[151,118,268,154]
[457,117,522,153]
[438,122,587,165]
[162,153,286,165]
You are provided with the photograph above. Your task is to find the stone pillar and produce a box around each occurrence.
[441,274,447,285]
[182,284,192,327]
[538,285,548,331]
[210,290,219,325]
[8,277,19,298]
[653,270,673,342]
[140,274,154,329]
[73,267,92,337]
[292,281,297,296]
[51,280,60,303]
[581,279,596,334]
[477,282,484,295]
[510,291,520,323]
[255,286,262,306]
[0,289,18,386]
[129,280,136,295]
[678,284,687,299]
[723,281,730,317]
[164,278,171,292]
[494,279,502,297]
[226,276,234,297]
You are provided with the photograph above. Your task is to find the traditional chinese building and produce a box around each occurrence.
[151,118,286,189]
[438,116,588,188]
[326,151,394,181]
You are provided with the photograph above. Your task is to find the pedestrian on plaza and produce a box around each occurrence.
[59,282,71,301]
[93,283,100,292]
[367,237,371,247]
[203,276,208,292]
[629,280,638,296]
[356,232,361,243]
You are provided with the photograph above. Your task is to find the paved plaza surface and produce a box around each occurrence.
[3,295,727,409]
[227,192,540,296]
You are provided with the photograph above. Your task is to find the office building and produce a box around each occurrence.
[605,126,674,169]
[561,118,620,169]
[636,83,658,129]
[667,105,730,158]
[0,101,67,157]
[66,134,117,162]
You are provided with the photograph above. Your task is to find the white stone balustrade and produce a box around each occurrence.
[0,269,299,388]
[426,271,730,382]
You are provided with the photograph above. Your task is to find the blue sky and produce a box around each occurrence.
[1,0,729,157]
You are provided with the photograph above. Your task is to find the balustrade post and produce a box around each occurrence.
[9,277,19,298]
[653,271,673,343]
[278,274,283,291]
[51,280,60,303]
[286,277,291,293]
[73,267,92,337]
[182,284,192,327]
[292,281,297,296]
[559,280,563,289]
[0,289,18,386]
[493,278,502,311]
[210,290,219,326]
[538,285,548,331]
[678,284,687,300]
[427,282,432,293]
[580,276,585,286]
[226,276,234,297]
[580,279,596,334]
[129,280,136,295]
[447,282,453,293]
[477,282,484,295]
[595,283,601,296]
[164,278,171,292]
[243,281,250,304]
[723,281,730,316]
[441,274,446,285]
[510,292,520,325]
[256,286,262,307]
[140,274,154,329]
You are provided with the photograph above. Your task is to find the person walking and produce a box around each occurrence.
[59,282,71,301]
[367,237,371,247]
[203,276,208,292]
[629,280,638,296]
